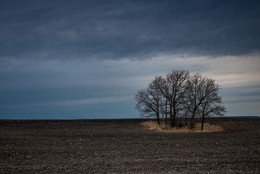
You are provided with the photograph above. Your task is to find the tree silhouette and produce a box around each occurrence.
[135,70,226,131]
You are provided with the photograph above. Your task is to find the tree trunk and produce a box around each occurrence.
[170,115,173,128]
[172,108,176,128]
[170,104,173,128]
[190,112,195,130]
[165,101,168,127]
[156,113,160,125]
[201,114,205,131]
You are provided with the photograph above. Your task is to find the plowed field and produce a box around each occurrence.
[0,118,259,173]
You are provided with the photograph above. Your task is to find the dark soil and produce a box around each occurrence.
[0,118,259,173]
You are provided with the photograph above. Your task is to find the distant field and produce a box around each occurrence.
[222,116,260,118]
[0,118,259,173]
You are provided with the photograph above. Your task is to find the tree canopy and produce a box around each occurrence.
[135,70,226,130]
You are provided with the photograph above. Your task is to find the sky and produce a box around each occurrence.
[0,0,260,119]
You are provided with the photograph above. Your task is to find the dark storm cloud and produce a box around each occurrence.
[0,0,260,61]
[1,0,260,118]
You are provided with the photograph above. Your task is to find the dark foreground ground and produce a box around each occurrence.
[0,118,259,173]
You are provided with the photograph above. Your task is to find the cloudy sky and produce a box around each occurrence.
[0,0,259,119]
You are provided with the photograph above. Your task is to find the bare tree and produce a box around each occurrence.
[135,70,226,130]
[135,77,164,125]
[199,79,226,130]
[165,70,190,127]
[152,76,169,127]
[135,70,190,128]
[185,74,226,129]
[185,74,206,128]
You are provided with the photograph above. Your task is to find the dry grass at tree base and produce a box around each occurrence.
[141,121,224,133]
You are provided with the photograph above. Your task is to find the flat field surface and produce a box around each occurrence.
[0,118,259,173]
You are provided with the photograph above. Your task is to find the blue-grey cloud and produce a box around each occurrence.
[1,55,259,118]
[220,85,260,104]
[0,0,260,61]
[1,0,260,119]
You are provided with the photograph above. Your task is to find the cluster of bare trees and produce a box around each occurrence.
[135,70,226,130]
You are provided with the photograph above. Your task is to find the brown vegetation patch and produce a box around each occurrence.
[141,121,224,133]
